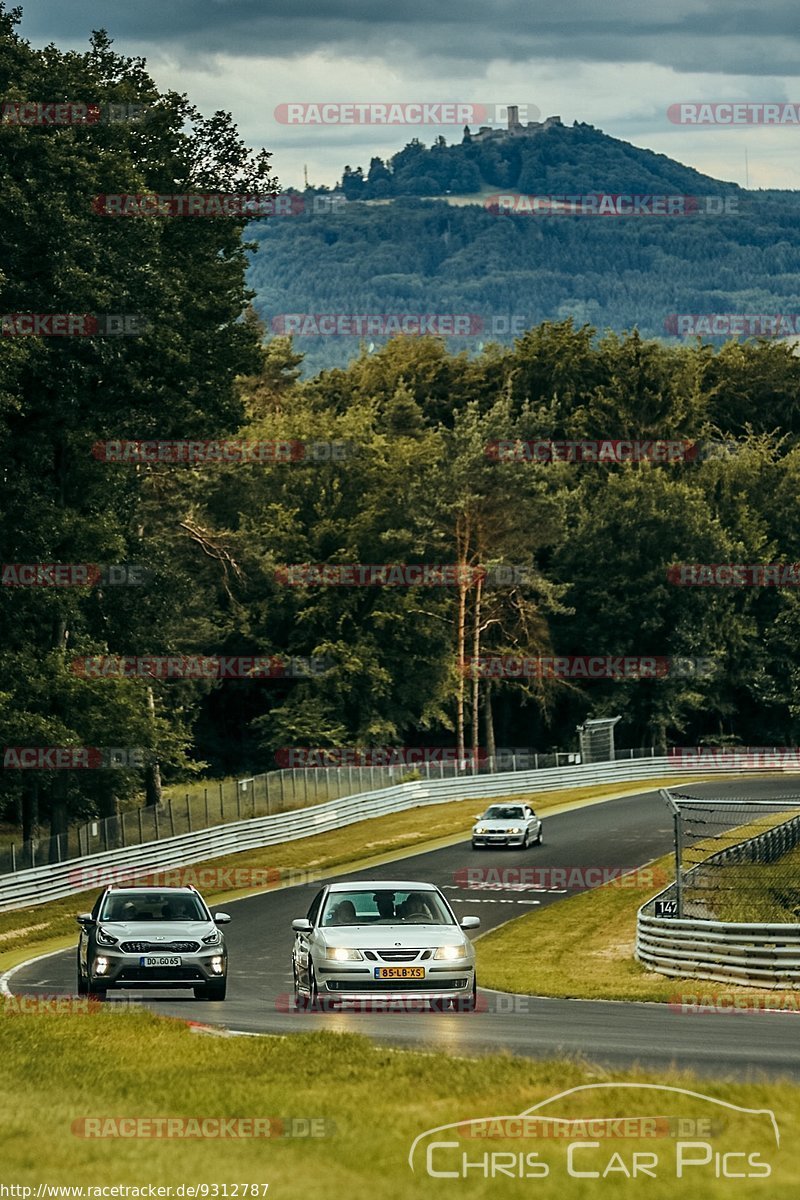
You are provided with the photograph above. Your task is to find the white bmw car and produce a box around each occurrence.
[291,879,480,1011]
[472,802,542,849]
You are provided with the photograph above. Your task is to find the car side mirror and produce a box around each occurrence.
[76,913,94,926]
[213,913,231,924]
[474,814,483,821]
[292,918,312,933]
[460,916,481,930]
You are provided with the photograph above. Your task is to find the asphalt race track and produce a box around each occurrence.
[7,778,800,1079]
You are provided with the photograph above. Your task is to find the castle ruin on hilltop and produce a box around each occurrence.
[471,106,562,143]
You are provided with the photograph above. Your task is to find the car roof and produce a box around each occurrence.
[326,880,439,893]
[104,886,199,895]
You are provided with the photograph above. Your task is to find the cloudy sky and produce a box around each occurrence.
[16,0,800,190]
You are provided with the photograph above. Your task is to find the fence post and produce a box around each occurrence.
[10,843,16,873]
[154,805,159,840]
[138,808,143,844]
[266,773,272,816]
[236,784,241,819]
[219,780,224,818]
[120,813,126,848]
[302,771,309,807]
[186,794,192,833]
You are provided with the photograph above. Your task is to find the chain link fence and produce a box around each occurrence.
[2,747,652,876]
[663,790,800,922]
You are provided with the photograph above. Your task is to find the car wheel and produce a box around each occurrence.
[460,977,478,1012]
[77,964,88,996]
[471,840,480,850]
[195,980,227,1001]
[522,829,530,849]
[308,963,320,1010]
[293,964,310,1010]
[536,827,543,844]
[89,984,107,1000]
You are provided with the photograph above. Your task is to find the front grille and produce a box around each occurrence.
[327,978,466,992]
[115,967,204,981]
[377,950,419,962]
[119,941,201,953]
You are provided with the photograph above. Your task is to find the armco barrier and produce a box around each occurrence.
[0,753,793,914]
[637,808,800,986]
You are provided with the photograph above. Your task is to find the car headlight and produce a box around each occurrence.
[325,946,364,962]
[509,827,522,834]
[474,826,486,834]
[202,930,222,945]
[433,944,467,961]
[95,928,117,946]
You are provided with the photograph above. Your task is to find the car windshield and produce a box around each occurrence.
[320,889,455,926]
[99,892,207,922]
[484,806,525,819]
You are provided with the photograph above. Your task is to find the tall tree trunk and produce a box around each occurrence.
[471,574,483,770]
[49,774,68,862]
[144,685,163,808]
[484,681,496,770]
[21,776,39,845]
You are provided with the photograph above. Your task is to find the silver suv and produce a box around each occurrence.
[76,885,230,1000]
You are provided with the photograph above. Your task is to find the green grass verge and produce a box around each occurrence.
[475,847,800,1003]
[0,1010,796,1195]
[0,776,709,972]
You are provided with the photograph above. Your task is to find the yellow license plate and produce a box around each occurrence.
[374,966,425,979]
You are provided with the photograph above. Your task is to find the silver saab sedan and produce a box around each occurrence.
[291,879,480,1011]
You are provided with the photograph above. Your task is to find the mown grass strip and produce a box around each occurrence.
[0,1009,797,1196]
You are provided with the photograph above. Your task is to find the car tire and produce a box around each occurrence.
[293,964,310,1010]
[522,829,530,849]
[471,840,480,850]
[308,963,320,1010]
[536,827,543,844]
[89,984,107,1000]
[77,965,88,996]
[460,978,478,1012]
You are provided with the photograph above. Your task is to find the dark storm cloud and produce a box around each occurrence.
[16,0,800,75]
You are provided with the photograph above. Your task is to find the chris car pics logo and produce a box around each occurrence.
[408,1083,779,1181]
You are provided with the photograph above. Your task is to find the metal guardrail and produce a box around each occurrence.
[637,808,800,986]
[1,751,788,914]
[0,749,599,876]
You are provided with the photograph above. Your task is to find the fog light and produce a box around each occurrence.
[94,957,109,975]
[210,956,224,975]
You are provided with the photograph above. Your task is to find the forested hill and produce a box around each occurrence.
[246,121,800,377]
[333,119,740,199]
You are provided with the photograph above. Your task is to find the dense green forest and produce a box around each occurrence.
[247,122,800,377]
[3,6,800,847]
